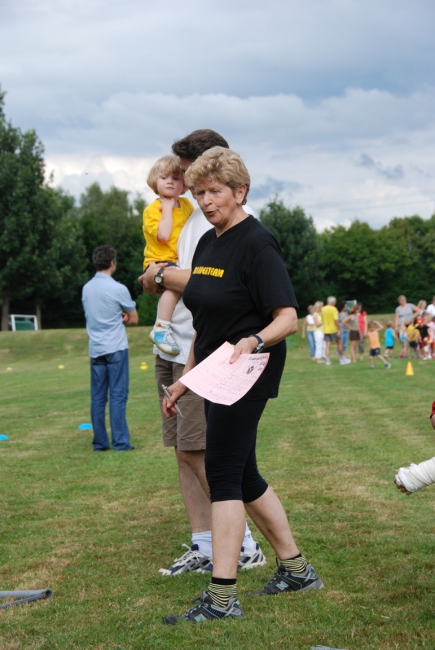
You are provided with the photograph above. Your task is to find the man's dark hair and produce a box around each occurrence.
[92,245,116,271]
[172,129,229,161]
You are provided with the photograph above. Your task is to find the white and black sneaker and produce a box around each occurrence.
[158,544,212,576]
[238,543,267,570]
[163,590,244,625]
[249,560,324,596]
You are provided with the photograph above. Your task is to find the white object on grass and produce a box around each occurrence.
[396,457,435,493]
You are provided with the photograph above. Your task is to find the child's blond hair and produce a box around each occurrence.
[147,155,186,195]
[386,320,393,328]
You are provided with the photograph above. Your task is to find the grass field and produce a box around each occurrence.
[1,322,435,649]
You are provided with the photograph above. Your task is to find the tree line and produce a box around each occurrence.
[1,88,434,330]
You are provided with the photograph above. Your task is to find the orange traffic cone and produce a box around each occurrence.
[405,361,414,376]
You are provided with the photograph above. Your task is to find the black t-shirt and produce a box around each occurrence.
[183,216,298,399]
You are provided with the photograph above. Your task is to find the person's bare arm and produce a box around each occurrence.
[138,264,191,295]
[157,197,176,242]
[301,318,307,338]
[230,306,298,362]
[162,333,197,417]
[342,315,352,330]
[122,308,139,326]
[374,320,384,331]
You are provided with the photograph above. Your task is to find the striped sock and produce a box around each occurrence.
[280,553,308,574]
[207,578,237,608]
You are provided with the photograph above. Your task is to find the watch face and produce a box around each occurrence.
[155,273,163,284]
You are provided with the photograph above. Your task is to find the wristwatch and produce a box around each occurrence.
[248,334,265,353]
[154,268,164,288]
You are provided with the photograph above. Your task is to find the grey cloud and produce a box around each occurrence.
[1,0,434,111]
[356,153,404,180]
[249,179,302,201]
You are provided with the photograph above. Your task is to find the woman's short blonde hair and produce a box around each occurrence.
[184,147,250,205]
[313,301,324,311]
[147,155,186,194]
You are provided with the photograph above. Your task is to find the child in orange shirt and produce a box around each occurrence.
[366,320,391,369]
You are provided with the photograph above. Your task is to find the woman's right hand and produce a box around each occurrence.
[162,380,188,418]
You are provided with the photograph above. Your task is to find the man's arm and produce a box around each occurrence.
[122,308,139,326]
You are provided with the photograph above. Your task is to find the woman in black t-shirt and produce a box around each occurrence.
[162,147,323,626]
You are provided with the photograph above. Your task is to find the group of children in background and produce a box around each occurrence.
[394,311,435,361]
[303,299,435,369]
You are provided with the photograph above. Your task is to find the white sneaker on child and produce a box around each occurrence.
[149,324,180,355]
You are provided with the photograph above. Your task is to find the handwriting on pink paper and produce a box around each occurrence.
[179,341,270,405]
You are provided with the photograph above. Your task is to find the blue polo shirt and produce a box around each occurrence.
[82,273,136,358]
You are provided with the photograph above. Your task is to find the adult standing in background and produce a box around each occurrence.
[313,301,325,363]
[343,303,361,363]
[301,305,316,360]
[82,245,138,451]
[395,295,419,332]
[426,296,435,318]
[337,300,349,354]
[395,295,419,359]
[357,302,367,361]
[321,297,350,366]
[416,299,427,318]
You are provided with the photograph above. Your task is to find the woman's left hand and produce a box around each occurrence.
[229,337,257,363]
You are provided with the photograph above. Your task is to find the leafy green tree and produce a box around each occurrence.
[77,183,146,298]
[0,88,87,329]
[260,198,324,308]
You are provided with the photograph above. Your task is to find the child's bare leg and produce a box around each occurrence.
[149,288,182,355]
[157,289,182,322]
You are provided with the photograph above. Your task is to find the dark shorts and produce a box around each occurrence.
[350,330,360,342]
[386,346,394,350]
[154,356,206,451]
[409,342,418,349]
[370,347,381,357]
[324,333,338,342]
[144,261,178,270]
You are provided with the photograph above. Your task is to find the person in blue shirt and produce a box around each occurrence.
[384,320,398,359]
[82,245,138,451]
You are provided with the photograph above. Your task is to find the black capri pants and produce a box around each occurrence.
[204,398,269,504]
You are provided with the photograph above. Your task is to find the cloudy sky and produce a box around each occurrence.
[1,0,435,230]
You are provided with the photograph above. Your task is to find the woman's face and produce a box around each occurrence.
[399,296,406,306]
[195,178,246,235]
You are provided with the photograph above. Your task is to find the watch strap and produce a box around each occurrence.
[248,334,264,353]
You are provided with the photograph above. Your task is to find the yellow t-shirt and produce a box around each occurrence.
[143,197,194,267]
[368,330,381,349]
[407,324,419,343]
[321,305,339,334]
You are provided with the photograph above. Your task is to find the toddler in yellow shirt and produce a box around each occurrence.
[143,155,194,354]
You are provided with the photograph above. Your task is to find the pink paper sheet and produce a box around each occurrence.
[179,341,270,405]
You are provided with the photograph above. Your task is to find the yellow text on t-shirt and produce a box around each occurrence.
[192,266,225,278]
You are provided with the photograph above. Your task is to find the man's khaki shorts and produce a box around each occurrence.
[154,356,206,451]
